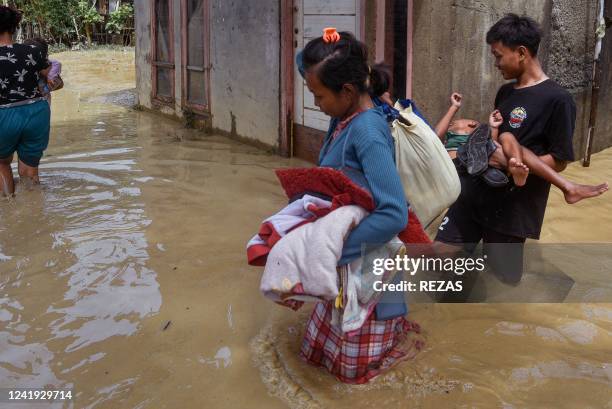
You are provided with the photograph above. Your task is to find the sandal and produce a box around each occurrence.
[465,124,491,175]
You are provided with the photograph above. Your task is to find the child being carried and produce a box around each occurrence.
[434,92,608,204]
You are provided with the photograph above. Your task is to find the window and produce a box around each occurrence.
[182,0,210,110]
[152,0,174,102]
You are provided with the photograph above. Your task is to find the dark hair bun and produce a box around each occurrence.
[0,6,22,35]
[369,63,391,98]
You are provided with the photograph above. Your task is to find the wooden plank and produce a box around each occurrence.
[304,0,356,15]
[279,0,294,157]
[406,0,413,99]
[293,124,325,163]
[294,0,305,125]
[375,0,385,62]
[303,86,317,109]
[304,15,356,38]
[303,108,330,131]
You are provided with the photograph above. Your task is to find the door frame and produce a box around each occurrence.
[180,0,211,114]
[279,0,367,159]
[374,0,414,99]
[151,0,176,106]
[279,0,294,157]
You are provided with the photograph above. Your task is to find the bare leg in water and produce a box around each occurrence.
[0,155,15,197]
[17,159,40,187]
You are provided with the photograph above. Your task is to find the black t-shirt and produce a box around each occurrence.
[0,44,48,105]
[469,79,576,239]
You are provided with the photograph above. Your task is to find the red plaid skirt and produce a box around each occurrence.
[300,301,423,384]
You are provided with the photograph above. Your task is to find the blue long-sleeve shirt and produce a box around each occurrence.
[319,108,409,320]
[319,108,408,265]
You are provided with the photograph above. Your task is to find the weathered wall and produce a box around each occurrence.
[134,0,281,148]
[209,0,280,147]
[594,0,612,154]
[134,1,606,156]
[412,0,548,123]
[411,0,600,159]
[134,0,152,109]
[547,0,597,158]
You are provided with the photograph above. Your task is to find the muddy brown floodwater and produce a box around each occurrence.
[0,49,610,409]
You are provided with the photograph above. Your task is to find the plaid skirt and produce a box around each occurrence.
[300,301,423,384]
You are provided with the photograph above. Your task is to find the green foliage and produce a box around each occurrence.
[76,0,103,26]
[105,4,133,35]
[9,0,80,41]
[6,0,132,45]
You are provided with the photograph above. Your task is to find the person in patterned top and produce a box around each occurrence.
[0,6,52,196]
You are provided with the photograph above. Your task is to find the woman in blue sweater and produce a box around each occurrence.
[298,29,422,384]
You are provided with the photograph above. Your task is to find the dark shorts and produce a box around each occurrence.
[436,160,526,283]
[0,100,51,167]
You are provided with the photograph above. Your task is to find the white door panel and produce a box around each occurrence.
[294,0,361,132]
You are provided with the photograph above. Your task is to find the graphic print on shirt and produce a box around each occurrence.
[10,87,25,97]
[509,106,527,129]
[0,52,17,63]
[14,69,27,82]
[25,54,37,66]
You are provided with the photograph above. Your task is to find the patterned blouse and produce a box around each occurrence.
[0,44,48,106]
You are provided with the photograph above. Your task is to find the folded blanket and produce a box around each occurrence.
[260,204,403,333]
[249,167,432,331]
[247,194,332,266]
[260,205,368,304]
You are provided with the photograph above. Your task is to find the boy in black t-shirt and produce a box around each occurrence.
[434,14,606,283]
[488,105,608,203]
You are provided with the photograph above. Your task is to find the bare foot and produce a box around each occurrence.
[508,158,529,186]
[564,182,609,204]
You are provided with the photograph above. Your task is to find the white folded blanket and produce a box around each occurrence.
[260,205,403,333]
[260,205,368,302]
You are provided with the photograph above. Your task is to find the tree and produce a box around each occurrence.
[8,0,80,44]
[75,0,102,44]
[105,3,133,44]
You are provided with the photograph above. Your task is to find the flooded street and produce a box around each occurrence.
[0,50,611,408]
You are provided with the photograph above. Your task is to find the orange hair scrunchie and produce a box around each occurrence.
[322,27,340,43]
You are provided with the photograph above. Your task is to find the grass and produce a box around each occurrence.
[49,43,135,55]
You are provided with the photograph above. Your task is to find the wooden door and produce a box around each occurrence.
[294,0,363,131]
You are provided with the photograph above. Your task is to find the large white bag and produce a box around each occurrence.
[390,102,461,227]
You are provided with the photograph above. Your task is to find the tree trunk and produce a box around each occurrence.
[72,17,80,43]
[85,25,92,45]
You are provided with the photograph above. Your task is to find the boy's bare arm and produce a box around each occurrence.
[537,153,568,172]
[434,92,462,141]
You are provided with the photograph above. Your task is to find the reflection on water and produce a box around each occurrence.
[0,49,610,409]
[0,116,161,408]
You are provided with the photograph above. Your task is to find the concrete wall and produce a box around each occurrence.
[547,0,598,158]
[134,1,607,156]
[134,0,281,148]
[411,0,601,159]
[134,0,152,110]
[209,0,280,147]
[594,0,612,155]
